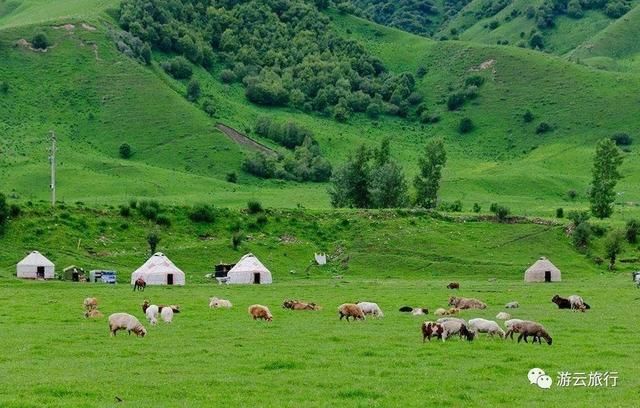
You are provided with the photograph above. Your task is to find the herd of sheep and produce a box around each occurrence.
[82,283,590,344]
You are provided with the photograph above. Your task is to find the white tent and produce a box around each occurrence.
[130,252,185,286]
[524,257,561,282]
[17,251,55,279]
[227,253,272,284]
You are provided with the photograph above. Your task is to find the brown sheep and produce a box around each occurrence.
[435,307,460,316]
[84,309,104,318]
[283,299,320,310]
[421,321,444,342]
[447,282,460,289]
[338,303,365,321]
[448,296,487,310]
[83,297,98,311]
[514,321,552,345]
[248,304,273,321]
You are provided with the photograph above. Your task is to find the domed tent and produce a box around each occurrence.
[17,251,55,280]
[227,253,272,284]
[524,257,561,283]
[130,252,185,286]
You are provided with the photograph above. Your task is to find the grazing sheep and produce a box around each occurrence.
[468,318,505,338]
[108,313,147,337]
[159,304,181,313]
[282,299,320,310]
[338,303,365,321]
[514,321,552,345]
[399,306,414,312]
[447,282,460,289]
[248,304,273,321]
[503,319,527,340]
[84,309,103,318]
[83,297,98,311]
[448,296,487,310]
[421,321,444,342]
[436,317,467,325]
[440,319,474,341]
[145,305,159,326]
[505,301,519,309]
[209,297,232,309]
[356,302,384,318]
[495,312,511,320]
[411,308,429,316]
[160,307,174,323]
[567,295,587,312]
[552,295,590,311]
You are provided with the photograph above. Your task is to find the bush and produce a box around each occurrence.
[9,204,20,218]
[625,219,640,244]
[231,231,244,250]
[523,110,534,123]
[495,205,510,222]
[458,117,474,134]
[247,200,263,214]
[119,143,132,159]
[567,210,590,225]
[156,214,171,227]
[488,20,499,30]
[242,153,276,178]
[366,103,381,119]
[189,204,215,223]
[567,189,577,200]
[529,32,544,49]
[447,92,465,111]
[138,200,160,221]
[226,172,238,183]
[202,98,216,117]
[535,122,552,134]
[220,69,236,83]
[611,132,632,146]
[0,81,8,94]
[256,214,268,226]
[186,79,201,101]
[161,56,192,79]
[129,199,138,209]
[119,205,131,217]
[573,222,591,249]
[465,75,485,87]
[31,32,50,49]
[556,208,564,218]
[472,203,481,213]
[489,203,498,213]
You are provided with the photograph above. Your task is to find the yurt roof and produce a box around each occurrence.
[17,251,54,267]
[228,253,270,274]
[133,252,184,276]
[525,257,560,273]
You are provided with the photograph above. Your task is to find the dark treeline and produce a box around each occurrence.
[119,0,422,121]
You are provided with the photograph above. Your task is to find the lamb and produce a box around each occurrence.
[448,296,487,310]
[145,304,159,326]
[356,302,384,318]
[439,319,474,341]
[495,312,511,320]
[446,282,460,289]
[514,321,552,345]
[282,300,320,310]
[468,318,505,338]
[411,308,429,316]
[421,321,444,342]
[83,297,98,311]
[209,297,233,309]
[160,307,174,323]
[84,309,104,318]
[338,303,365,321]
[108,313,147,337]
[505,301,519,309]
[435,307,460,316]
[248,304,273,321]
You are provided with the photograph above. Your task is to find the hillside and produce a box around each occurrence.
[0,1,639,218]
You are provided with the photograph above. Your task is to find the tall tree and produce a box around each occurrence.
[370,138,408,208]
[147,232,160,255]
[604,229,625,270]
[414,139,447,208]
[329,144,371,208]
[590,138,623,219]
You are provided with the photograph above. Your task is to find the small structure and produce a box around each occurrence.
[130,252,185,286]
[524,257,561,283]
[314,253,327,266]
[63,265,86,282]
[17,251,55,280]
[89,270,117,284]
[213,262,235,284]
[227,253,272,284]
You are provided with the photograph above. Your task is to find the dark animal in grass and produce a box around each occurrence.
[133,277,146,291]
[514,321,552,345]
[447,282,460,289]
[399,306,414,312]
[552,295,590,310]
[421,321,444,342]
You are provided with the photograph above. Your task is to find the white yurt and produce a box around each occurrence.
[524,257,561,283]
[17,251,55,279]
[227,253,272,284]
[130,252,185,286]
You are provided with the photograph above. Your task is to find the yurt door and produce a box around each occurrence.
[253,273,261,284]
[167,274,174,285]
[544,271,551,282]
[36,266,45,279]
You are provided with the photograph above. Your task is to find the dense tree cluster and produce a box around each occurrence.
[119,0,421,119]
[531,0,631,30]
[255,117,314,149]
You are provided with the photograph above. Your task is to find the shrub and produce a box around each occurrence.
[366,103,381,119]
[119,205,131,217]
[161,56,192,79]
[529,32,544,49]
[231,231,244,250]
[567,189,577,200]
[523,110,534,123]
[202,98,216,117]
[220,69,236,83]
[490,203,498,213]
[256,214,268,226]
[247,200,263,214]
[447,92,465,111]
[242,153,276,178]
[138,200,160,221]
[465,75,485,87]
[156,214,171,227]
[8,204,20,218]
[31,32,50,49]
[119,143,132,159]
[573,222,591,249]
[0,81,8,94]
[488,20,499,30]
[226,172,238,183]
[189,204,215,223]
[458,118,474,134]
[556,208,564,218]
[495,205,510,222]
[186,78,201,101]
[567,210,590,225]
[625,219,640,244]
[611,132,632,146]
[416,66,427,78]
[147,232,160,254]
[450,200,463,212]
[473,203,481,213]
[407,92,423,105]
[129,199,138,209]
[535,122,552,134]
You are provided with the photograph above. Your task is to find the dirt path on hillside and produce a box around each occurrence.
[215,123,277,156]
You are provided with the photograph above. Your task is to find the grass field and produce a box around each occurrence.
[0,275,638,407]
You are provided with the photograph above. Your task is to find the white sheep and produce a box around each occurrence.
[496,312,511,320]
[108,313,147,337]
[468,318,505,338]
[145,305,159,326]
[439,319,474,341]
[568,295,585,310]
[436,317,467,325]
[411,308,428,316]
[356,302,384,318]
[209,297,232,309]
[161,307,173,323]
[505,301,519,309]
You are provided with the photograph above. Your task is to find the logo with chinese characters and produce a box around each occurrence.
[556,371,618,387]
[528,368,553,389]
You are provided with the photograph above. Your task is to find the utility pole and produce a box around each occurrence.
[49,130,56,206]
